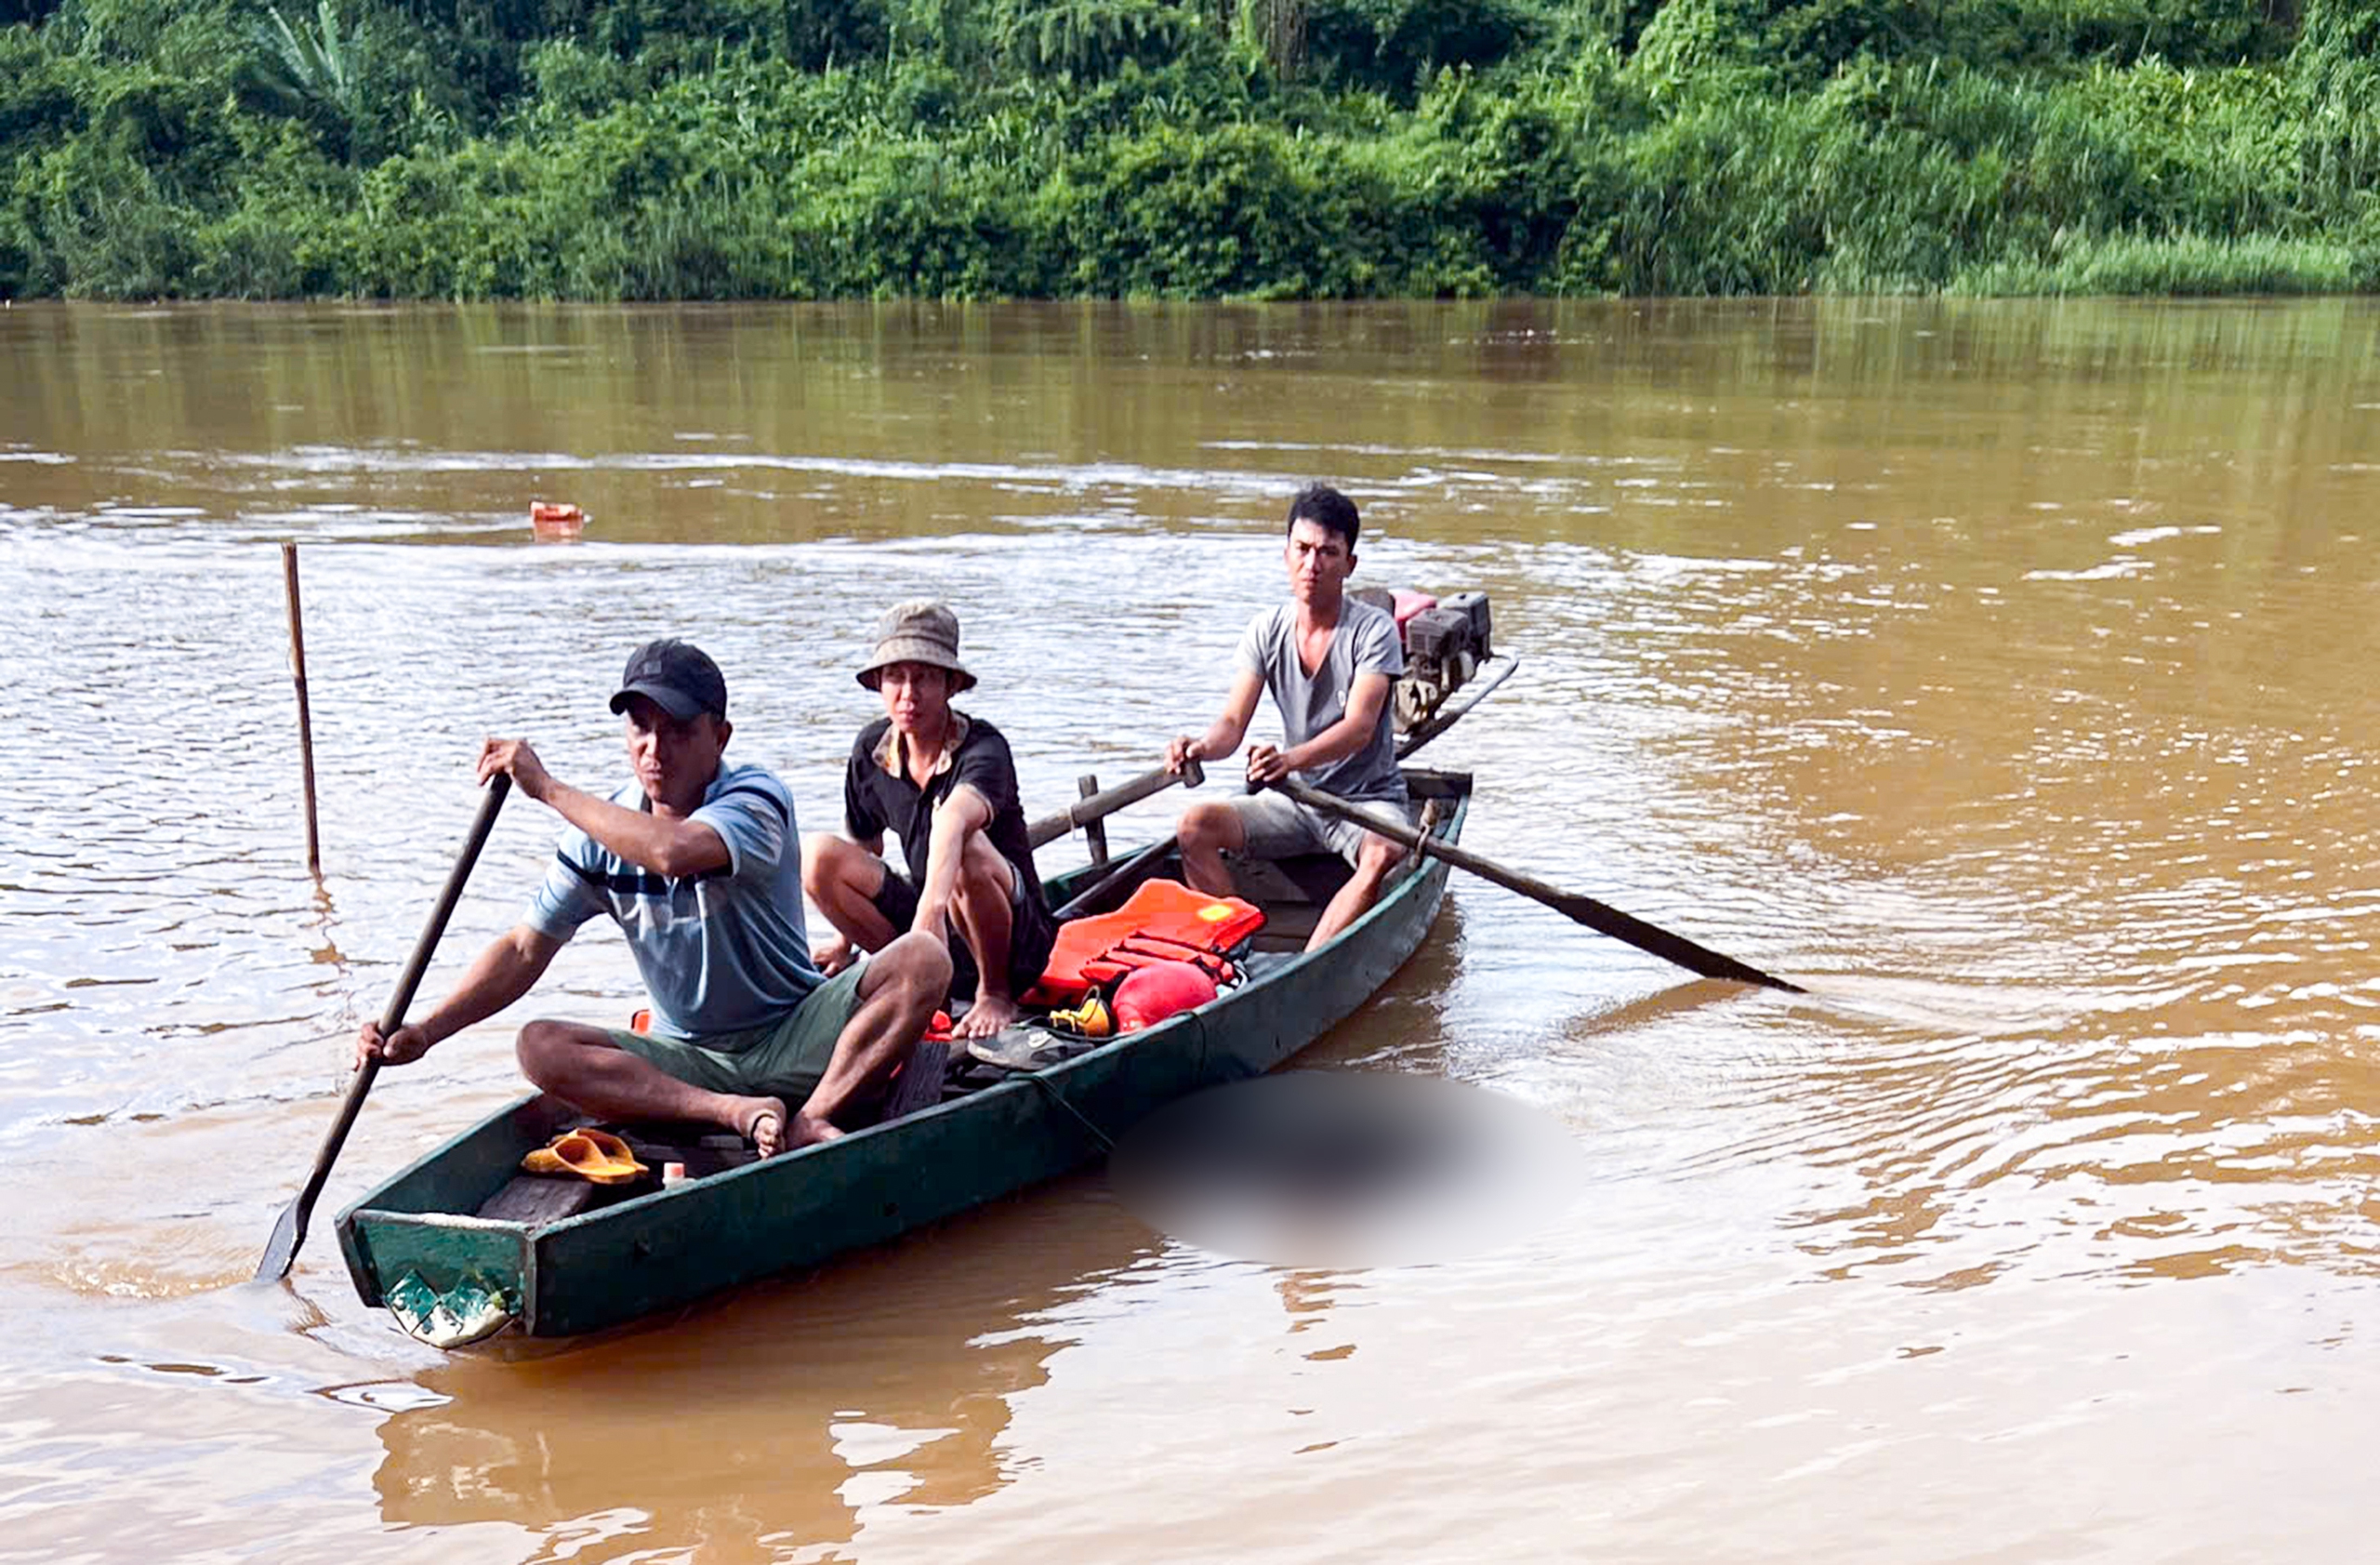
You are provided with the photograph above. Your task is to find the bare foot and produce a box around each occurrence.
[784,1109,844,1151]
[734,1095,789,1158]
[953,992,1023,1040]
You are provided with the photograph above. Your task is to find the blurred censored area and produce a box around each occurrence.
[1108,1071,1585,1268]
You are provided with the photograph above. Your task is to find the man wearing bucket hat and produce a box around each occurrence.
[805,601,1057,1041]
[355,637,953,1156]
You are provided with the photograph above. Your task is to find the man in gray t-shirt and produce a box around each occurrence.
[1165,484,1410,951]
[353,639,952,1157]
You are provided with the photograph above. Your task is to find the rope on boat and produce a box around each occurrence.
[1023,1070,1117,1153]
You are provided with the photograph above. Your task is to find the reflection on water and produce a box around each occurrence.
[375,1182,1153,1556]
[4,297,2380,1561]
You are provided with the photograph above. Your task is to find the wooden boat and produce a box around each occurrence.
[335,766,1474,1345]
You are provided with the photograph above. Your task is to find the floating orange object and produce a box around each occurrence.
[529,501,585,538]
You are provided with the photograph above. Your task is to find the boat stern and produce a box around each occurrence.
[342,1207,533,1348]
[335,1092,575,1347]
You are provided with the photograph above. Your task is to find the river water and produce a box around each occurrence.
[4,298,2378,1562]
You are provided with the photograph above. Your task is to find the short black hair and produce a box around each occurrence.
[1286,483,1359,550]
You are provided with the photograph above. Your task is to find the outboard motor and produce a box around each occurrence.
[1357,588,1494,733]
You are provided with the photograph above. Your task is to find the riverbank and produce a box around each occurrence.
[6,0,2377,301]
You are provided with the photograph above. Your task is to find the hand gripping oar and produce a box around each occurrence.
[255,776,510,1281]
[1264,776,1804,993]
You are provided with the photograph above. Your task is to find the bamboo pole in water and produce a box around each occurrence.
[282,541,322,877]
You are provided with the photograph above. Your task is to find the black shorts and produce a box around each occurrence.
[869,861,1057,1004]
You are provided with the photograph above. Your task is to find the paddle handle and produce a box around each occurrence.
[1026,757,1201,851]
[304,776,512,1205]
[1270,776,1805,994]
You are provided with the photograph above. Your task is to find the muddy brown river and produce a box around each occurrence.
[3,298,2377,1562]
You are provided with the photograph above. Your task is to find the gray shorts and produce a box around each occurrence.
[1230,789,1413,867]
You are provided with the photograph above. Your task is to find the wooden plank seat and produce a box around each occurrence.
[475,1174,618,1226]
[472,1122,747,1223]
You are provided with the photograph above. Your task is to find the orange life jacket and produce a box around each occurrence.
[1025,878,1264,1006]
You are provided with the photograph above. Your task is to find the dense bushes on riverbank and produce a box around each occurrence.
[4,0,2377,298]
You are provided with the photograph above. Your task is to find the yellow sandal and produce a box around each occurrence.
[521,1127,648,1186]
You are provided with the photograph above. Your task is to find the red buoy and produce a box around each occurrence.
[530,501,584,539]
[1112,961,1220,1033]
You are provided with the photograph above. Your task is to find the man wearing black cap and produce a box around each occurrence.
[355,638,952,1155]
[805,601,1056,1041]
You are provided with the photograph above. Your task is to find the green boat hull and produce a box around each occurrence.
[337,777,1468,1340]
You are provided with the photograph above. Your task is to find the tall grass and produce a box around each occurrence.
[5,0,2378,298]
[1957,232,2373,296]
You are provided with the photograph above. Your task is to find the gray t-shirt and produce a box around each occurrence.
[1236,598,1408,803]
[524,761,821,1042]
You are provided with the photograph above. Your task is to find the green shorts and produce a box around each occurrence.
[605,962,869,1102]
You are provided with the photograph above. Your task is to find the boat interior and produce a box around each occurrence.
[469,768,1471,1229]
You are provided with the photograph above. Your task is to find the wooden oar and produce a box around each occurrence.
[255,775,511,1282]
[1026,757,1202,851]
[1265,776,1805,993]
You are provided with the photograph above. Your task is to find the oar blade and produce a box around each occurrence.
[1545,887,1805,993]
[254,1198,304,1282]
[1271,776,1805,995]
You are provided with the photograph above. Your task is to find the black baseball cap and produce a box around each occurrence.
[609,639,728,721]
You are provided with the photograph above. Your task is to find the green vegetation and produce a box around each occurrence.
[4,0,2377,298]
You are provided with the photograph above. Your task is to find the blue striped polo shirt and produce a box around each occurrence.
[523,761,822,1043]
